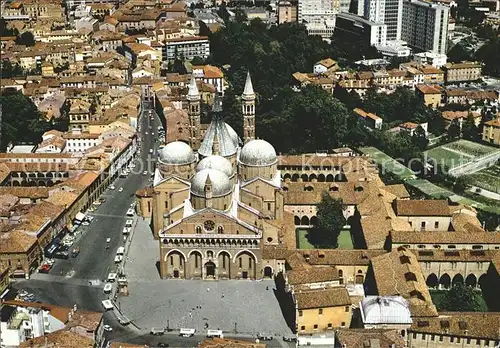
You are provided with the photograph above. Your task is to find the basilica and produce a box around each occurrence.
[140,73,291,280]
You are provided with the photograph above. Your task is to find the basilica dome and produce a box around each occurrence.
[190,169,232,197]
[196,155,234,177]
[158,141,196,165]
[239,139,277,167]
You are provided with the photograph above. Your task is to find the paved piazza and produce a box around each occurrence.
[121,218,293,336]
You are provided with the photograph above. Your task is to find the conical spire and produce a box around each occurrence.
[188,75,199,99]
[212,94,223,114]
[243,71,254,97]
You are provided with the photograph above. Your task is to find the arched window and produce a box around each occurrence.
[196,226,202,234]
[217,226,224,234]
[207,251,213,258]
[338,269,343,278]
[238,257,242,268]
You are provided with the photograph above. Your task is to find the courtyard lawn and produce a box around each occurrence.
[296,228,315,249]
[337,229,354,249]
[296,228,353,249]
[429,290,447,309]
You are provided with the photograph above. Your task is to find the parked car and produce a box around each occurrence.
[118,187,123,192]
[54,251,69,260]
[257,333,273,341]
[103,325,113,332]
[109,185,115,190]
[71,247,80,258]
[39,264,51,273]
[158,343,169,347]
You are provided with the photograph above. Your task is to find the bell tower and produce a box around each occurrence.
[187,75,201,149]
[241,71,255,143]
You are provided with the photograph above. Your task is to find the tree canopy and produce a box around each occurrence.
[0,90,51,151]
[438,283,488,312]
[309,192,347,248]
[15,31,35,46]
[475,38,500,77]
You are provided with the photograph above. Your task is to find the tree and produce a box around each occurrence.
[448,119,461,139]
[0,90,51,151]
[412,126,429,150]
[15,31,35,46]
[447,43,473,63]
[475,38,500,77]
[462,114,479,140]
[0,19,18,36]
[311,192,346,248]
[438,283,488,312]
[453,176,468,194]
[190,56,205,65]
[0,60,24,78]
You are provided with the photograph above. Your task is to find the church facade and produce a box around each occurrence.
[143,73,291,280]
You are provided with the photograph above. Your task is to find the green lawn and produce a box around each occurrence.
[296,228,353,249]
[467,165,500,193]
[425,140,499,171]
[359,147,416,180]
[425,147,471,170]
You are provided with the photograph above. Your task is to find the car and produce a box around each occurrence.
[158,343,169,347]
[283,335,297,342]
[39,264,51,273]
[93,201,101,206]
[118,187,123,192]
[103,283,112,294]
[71,247,80,258]
[143,171,148,175]
[99,198,106,203]
[106,238,111,243]
[257,333,273,341]
[152,132,155,136]
[145,131,148,135]
[82,221,90,226]
[150,328,165,336]
[149,149,153,154]
[19,290,28,297]
[103,325,113,332]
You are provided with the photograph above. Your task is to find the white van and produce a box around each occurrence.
[207,329,223,338]
[125,220,133,227]
[179,328,195,337]
[102,300,113,310]
[126,208,135,217]
[103,283,112,294]
[107,272,117,282]
[116,247,125,255]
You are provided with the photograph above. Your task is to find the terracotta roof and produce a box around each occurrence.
[46,190,79,208]
[200,65,224,78]
[409,313,500,340]
[336,329,406,348]
[295,287,351,309]
[316,58,337,68]
[416,85,442,94]
[135,187,154,198]
[382,184,410,199]
[18,201,64,232]
[199,338,265,348]
[411,249,498,262]
[262,245,294,260]
[395,200,451,217]
[1,300,71,323]
[445,88,467,96]
[0,153,72,159]
[68,309,103,332]
[109,343,149,348]
[444,62,481,69]
[289,249,386,266]
[0,187,49,199]
[283,181,379,206]
[0,230,38,253]
[165,109,189,143]
[5,162,71,172]
[485,118,500,127]
[19,329,94,348]
[287,266,339,285]
[370,247,438,317]
[442,111,480,121]
[391,230,500,244]
[353,108,382,121]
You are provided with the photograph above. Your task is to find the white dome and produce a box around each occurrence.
[225,123,240,146]
[196,155,233,177]
[361,296,412,325]
[190,169,232,197]
[239,139,277,166]
[158,141,196,165]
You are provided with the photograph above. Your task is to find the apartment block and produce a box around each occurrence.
[161,36,210,62]
[482,118,500,146]
[401,0,449,55]
[298,0,337,40]
[442,62,482,84]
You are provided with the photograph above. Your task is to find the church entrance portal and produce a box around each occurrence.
[205,261,216,278]
[173,270,179,278]
[242,271,248,279]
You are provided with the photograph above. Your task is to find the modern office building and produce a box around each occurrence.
[363,0,402,40]
[401,0,449,54]
[298,0,337,40]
